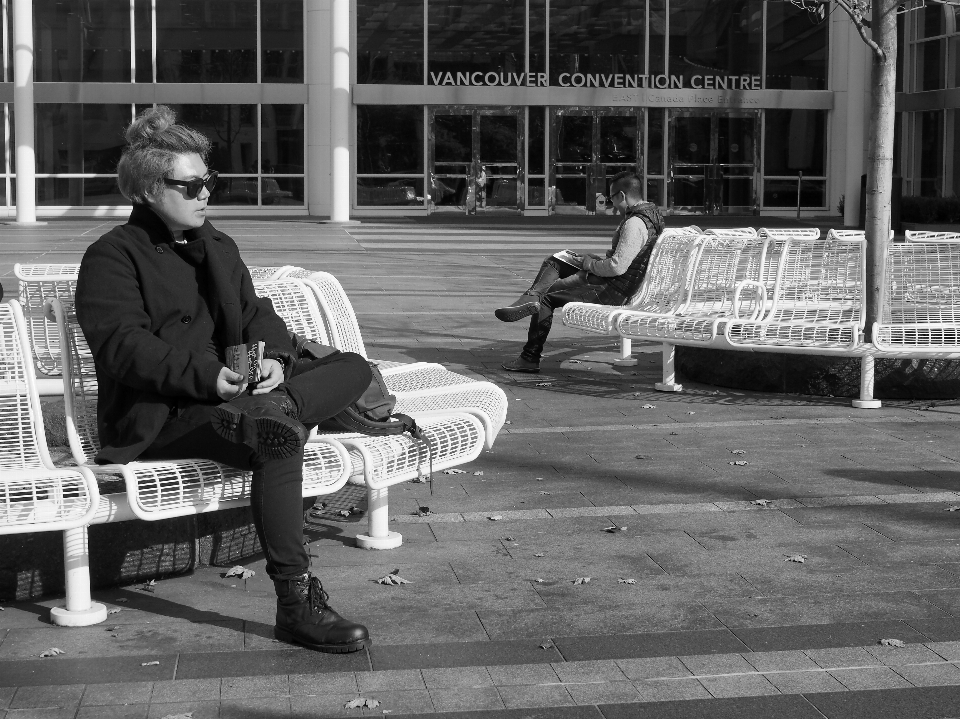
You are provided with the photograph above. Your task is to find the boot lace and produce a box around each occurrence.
[305,575,330,615]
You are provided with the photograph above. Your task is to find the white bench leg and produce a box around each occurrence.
[852,354,882,409]
[654,343,683,392]
[50,526,107,627]
[612,337,638,366]
[355,486,402,550]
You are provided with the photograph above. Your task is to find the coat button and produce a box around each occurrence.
[155,246,164,253]
[181,315,192,324]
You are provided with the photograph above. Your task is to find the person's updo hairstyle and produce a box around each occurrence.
[117,105,211,204]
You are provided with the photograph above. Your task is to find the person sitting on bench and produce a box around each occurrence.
[75,105,373,654]
[495,171,665,373]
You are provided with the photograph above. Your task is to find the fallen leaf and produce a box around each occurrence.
[410,476,428,483]
[488,515,503,521]
[159,713,194,719]
[504,420,512,424]
[536,477,544,481]
[687,412,696,415]
[729,461,748,466]
[604,526,627,533]
[539,491,550,495]
[534,553,545,557]
[572,577,592,584]
[618,578,637,585]
[568,359,582,364]
[669,432,679,436]
[442,469,467,474]
[415,507,431,517]
[785,554,808,563]
[946,506,960,512]
[344,697,381,710]
[539,640,554,649]
[635,454,653,460]
[641,404,657,409]
[376,573,410,586]
[751,499,773,507]
[141,661,160,666]
[107,608,124,615]
[139,579,157,593]
[730,450,746,455]
[473,471,484,476]
[503,536,515,541]
[224,566,256,580]
[105,626,119,632]
[115,598,128,603]
[535,382,554,387]
[338,509,351,517]
[39,648,64,658]
[879,638,906,647]
[533,578,545,583]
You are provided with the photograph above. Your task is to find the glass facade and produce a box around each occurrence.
[901,5,960,200]
[355,0,832,213]
[1,1,305,209]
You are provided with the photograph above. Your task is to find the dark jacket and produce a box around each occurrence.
[600,202,666,302]
[75,205,293,464]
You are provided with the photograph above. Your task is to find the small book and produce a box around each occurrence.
[225,341,265,383]
[552,249,584,269]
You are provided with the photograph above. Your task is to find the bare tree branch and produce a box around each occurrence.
[830,0,886,58]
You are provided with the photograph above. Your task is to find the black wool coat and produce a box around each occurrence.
[75,205,294,465]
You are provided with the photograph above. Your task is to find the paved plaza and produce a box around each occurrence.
[1,216,960,718]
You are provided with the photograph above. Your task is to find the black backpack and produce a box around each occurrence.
[291,333,424,441]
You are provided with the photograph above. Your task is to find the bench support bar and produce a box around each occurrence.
[50,527,108,626]
[655,342,683,392]
[356,487,402,550]
[852,354,882,409]
[613,337,638,366]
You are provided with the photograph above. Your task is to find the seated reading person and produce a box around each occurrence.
[75,106,373,654]
[495,171,665,373]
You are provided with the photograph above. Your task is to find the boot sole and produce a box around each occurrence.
[274,626,370,653]
[212,405,306,460]
[501,363,540,373]
[494,302,539,322]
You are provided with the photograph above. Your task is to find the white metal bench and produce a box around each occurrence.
[724,235,866,352]
[0,300,105,627]
[252,279,489,548]
[874,231,960,352]
[277,269,509,444]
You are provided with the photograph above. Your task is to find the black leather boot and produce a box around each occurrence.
[211,392,306,460]
[274,573,370,653]
[494,294,540,322]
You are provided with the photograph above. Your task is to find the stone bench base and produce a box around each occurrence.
[676,346,960,399]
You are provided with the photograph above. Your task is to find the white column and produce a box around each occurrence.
[329,0,351,222]
[841,18,871,228]
[305,0,331,217]
[12,0,37,223]
[49,527,108,627]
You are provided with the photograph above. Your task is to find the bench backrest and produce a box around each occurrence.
[0,301,57,471]
[679,236,767,318]
[624,232,702,314]
[14,264,81,376]
[758,228,821,240]
[252,279,335,346]
[703,227,758,238]
[882,241,960,325]
[764,236,866,325]
[281,269,368,357]
[905,230,960,243]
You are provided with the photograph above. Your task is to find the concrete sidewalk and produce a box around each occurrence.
[1,217,959,719]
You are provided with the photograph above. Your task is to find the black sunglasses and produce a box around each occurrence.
[163,171,218,199]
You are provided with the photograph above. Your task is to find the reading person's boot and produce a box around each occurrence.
[211,392,306,460]
[274,573,369,653]
[501,356,540,373]
[495,294,540,322]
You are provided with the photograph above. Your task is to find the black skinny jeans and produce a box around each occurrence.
[140,351,372,581]
[521,257,627,362]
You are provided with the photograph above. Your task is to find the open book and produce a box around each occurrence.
[552,249,584,269]
[225,341,265,384]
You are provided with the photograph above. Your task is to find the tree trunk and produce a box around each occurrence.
[863,0,899,342]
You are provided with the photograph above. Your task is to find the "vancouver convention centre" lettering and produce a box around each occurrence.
[428,72,762,90]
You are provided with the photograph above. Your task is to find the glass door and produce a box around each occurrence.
[550,109,643,215]
[668,111,760,215]
[428,107,523,214]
